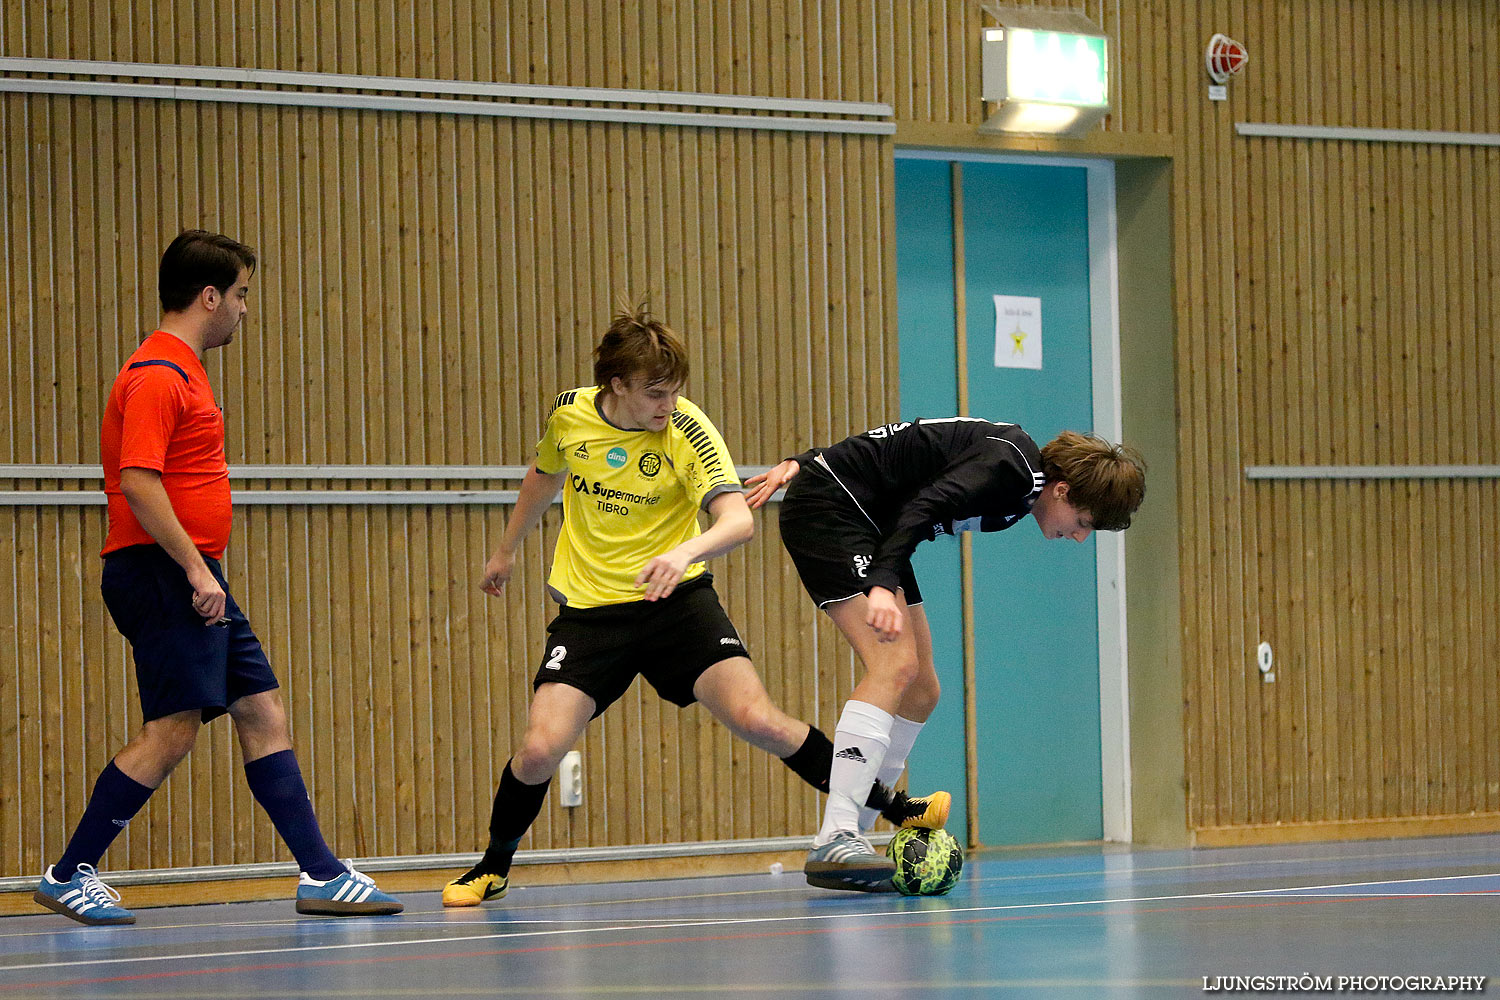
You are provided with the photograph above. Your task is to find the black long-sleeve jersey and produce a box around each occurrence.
[793,417,1045,596]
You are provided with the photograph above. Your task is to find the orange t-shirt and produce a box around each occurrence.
[101,331,232,559]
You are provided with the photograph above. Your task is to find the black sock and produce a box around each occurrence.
[781,726,892,809]
[781,726,833,793]
[479,760,552,876]
[53,759,155,882]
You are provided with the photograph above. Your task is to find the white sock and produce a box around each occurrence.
[858,714,926,831]
[815,701,894,845]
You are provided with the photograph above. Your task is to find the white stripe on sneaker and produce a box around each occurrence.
[823,843,858,863]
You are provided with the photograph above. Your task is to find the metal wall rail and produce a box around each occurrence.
[0,55,893,117]
[0,490,524,506]
[0,465,781,505]
[1246,465,1500,480]
[0,831,891,890]
[0,57,895,135]
[0,464,533,480]
[1237,122,1500,147]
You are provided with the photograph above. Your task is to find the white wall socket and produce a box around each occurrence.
[558,750,583,807]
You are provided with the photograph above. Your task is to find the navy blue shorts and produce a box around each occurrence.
[100,544,278,723]
[534,574,749,718]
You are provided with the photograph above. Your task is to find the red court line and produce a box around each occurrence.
[0,892,1437,994]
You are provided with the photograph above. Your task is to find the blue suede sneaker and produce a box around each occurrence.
[295,862,403,916]
[34,864,135,925]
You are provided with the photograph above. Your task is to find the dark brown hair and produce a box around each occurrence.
[1040,431,1146,531]
[159,230,257,313]
[593,299,689,393]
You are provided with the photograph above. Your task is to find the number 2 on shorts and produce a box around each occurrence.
[545,645,568,670]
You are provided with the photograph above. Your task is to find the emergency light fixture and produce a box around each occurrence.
[979,6,1111,137]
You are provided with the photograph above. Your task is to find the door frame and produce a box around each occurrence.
[894,149,1131,842]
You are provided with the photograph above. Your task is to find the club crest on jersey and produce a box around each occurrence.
[638,451,662,477]
[606,447,628,469]
[573,441,590,460]
[852,554,872,578]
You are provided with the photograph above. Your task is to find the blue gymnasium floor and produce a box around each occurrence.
[1,834,1497,999]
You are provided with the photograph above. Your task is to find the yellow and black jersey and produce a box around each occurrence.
[534,385,742,608]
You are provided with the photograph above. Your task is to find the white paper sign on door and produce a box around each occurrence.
[993,294,1042,370]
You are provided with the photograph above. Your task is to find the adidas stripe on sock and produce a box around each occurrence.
[816,700,894,846]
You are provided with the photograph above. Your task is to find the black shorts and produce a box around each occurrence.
[778,462,923,609]
[535,574,748,718]
[100,544,278,723]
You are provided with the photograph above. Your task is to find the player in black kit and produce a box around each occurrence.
[746,418,1145,890]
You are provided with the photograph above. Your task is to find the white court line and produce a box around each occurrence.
[968,846,1500,883]
[1240,893,1500,898]
[1218,871,1500,895]
[4,846,1498,942]
[0,887,818,940]
[325,917,728,927]
[2,871,1497,974]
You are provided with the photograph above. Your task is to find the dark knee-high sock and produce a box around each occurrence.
[780,726,892,809]
[53,760,155,881]
[243,749,344,880]
[479,760,552,876]
[781,726,833,793]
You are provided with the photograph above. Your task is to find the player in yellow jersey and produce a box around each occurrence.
[443,303,947,905]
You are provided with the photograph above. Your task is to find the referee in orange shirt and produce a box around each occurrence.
[33,231,401,924]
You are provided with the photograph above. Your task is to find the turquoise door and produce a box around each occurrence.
[898,156,1102,846]
[894,159,968,843]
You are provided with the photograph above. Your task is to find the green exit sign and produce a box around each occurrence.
[982,27,1110,108]
[1005,29,1108,106]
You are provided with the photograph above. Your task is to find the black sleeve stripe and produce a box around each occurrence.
[127,359,190,385]
[670,410,730,478]
[548,389,578,418]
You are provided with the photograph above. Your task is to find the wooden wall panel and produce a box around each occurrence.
[1163,2,1500,836]
[883,0,1500,839]
[0,3,894,878]
[0,502,866,874]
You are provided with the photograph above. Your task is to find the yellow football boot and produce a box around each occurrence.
[442,865,509,907]
[885,789,952,830]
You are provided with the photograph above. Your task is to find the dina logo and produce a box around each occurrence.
[638,451,662,477]
[606,447,628,469]
[574,441,590,460]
